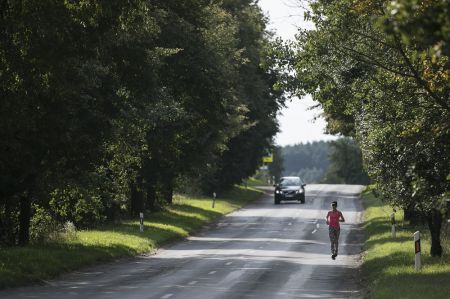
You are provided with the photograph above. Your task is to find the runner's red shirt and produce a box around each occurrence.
[327,210,342,228]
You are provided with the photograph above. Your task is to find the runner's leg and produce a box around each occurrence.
[335,228,340,256]
[329,227,334,254]
[329,227,338,255]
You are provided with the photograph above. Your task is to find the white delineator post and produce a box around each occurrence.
[414,231,421,271]
[212,192,217,208]
[391,212,396,238]
[139,212,144,233]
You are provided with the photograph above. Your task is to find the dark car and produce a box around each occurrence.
[274,176,306,204]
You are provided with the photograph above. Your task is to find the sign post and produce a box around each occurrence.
[139,212,144,233]
[212,192,217,208]
[414,231,421,271]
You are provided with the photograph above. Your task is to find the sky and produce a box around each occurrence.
[258,0,338,146]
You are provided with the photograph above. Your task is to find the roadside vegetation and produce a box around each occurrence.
[0,186,263,289]
[1,1,285,249]
[283,0,449,257]
[362,187,450,299]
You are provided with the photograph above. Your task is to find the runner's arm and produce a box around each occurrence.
[339,212,345,222]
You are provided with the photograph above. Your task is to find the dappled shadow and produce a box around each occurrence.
[0,242,143,289]
[245,195,363,213]
[0,253,364,299]
[97,203,225,238]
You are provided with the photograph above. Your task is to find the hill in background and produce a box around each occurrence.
[281,138,369,185]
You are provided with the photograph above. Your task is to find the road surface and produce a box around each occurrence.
[1,184,365,299]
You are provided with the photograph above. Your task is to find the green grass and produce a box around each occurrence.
[361,187,450,299]
[0,186,263,289]
[244,176,269,187]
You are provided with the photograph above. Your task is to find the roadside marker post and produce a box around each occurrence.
[139,212,144,233]
[212,192,217,208]
[390,212,396,238]
[414,231,421,271]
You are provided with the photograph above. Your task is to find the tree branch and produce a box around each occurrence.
[338,45,416,78]
[348,29,397,50]
[391,30,450,111]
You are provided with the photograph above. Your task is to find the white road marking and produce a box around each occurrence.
[312,229,317,234]
[225,262,233,265]
[209,271,217,275]
[161,294,173,299]
[288,222,292,226]
[188,281,198,285]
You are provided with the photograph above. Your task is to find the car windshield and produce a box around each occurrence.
[279,177,302,186]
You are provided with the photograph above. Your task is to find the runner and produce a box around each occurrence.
[326,201,345,260]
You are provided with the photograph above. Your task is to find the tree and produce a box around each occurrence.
[0,0,287,245]
[322,138,370,185]
[290,0,449,256]
[0,0,143,244]
[269,146,284,182]
[198,0,285,192]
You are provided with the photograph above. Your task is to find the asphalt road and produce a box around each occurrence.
[2,184,365,299]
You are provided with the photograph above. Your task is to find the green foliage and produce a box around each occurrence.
[49,186,105,228]
[322,138,370,185]
[0,0,283,246]
[29,205,58,245]
[268,146,284,182]
[197,1,284,192]
[290,0,449,255]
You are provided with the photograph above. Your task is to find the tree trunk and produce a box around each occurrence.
[146,184,157,212]
[404,204,422,225]
[426,208,443,257]
[163,185,173,205]
[130,184,140,217]
[162,176,174,205]
[18,194,31,246]
[130,178,145,217]
[3,197,16,245]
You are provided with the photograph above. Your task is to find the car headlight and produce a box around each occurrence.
[296,189,304,193]
[275,190,281,194]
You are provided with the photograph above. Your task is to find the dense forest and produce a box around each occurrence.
[0,0,286,246]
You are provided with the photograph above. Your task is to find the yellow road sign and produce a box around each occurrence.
[262,155,273,163]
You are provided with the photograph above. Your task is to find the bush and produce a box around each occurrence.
[49,185,105,229]
[29,205,59,244]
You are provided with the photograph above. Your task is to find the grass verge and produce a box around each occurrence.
[0,186,263,289]
[244,176,268,187]
[361,186,450,299]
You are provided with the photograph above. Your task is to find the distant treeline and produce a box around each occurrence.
[282,141,330,183]
[281,138,369,184]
